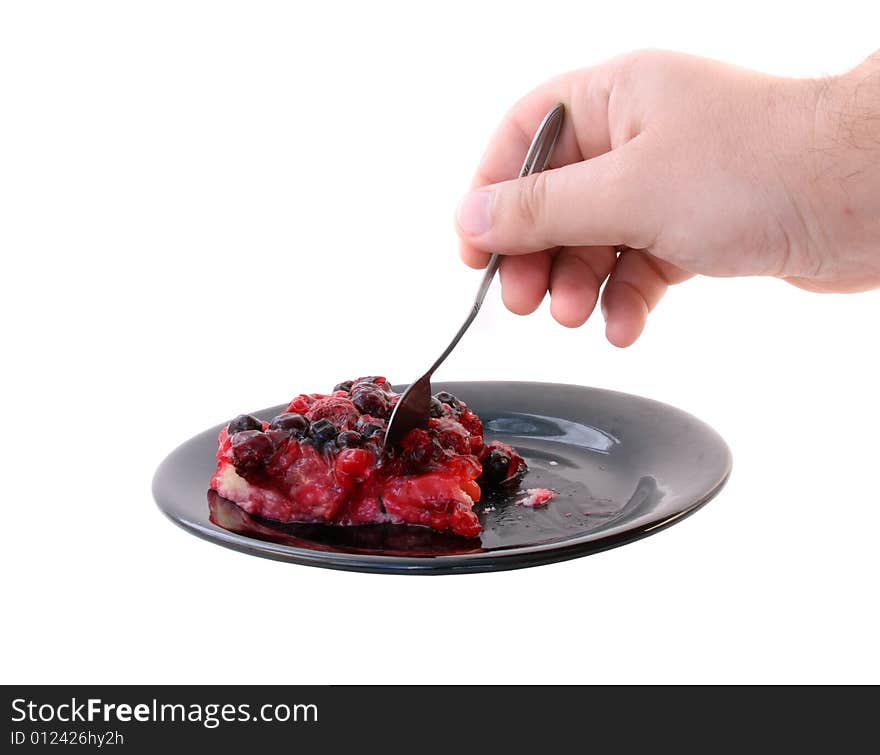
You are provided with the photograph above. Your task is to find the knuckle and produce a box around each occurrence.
[613,48,660,75]
[624,48,671,69]
[516,172,549,230]
[610,48,679,95]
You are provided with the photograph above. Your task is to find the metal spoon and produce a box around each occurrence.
[384,103,565,449]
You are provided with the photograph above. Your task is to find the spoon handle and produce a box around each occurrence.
[427,103,566,376]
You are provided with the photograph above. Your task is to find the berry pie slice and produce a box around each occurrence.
[210,377,527,538]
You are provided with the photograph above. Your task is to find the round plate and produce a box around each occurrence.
[153,382,732,574]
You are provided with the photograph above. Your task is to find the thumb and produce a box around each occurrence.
[455,141,658,254]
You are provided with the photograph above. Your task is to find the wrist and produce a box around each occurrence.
[797,54,880,291]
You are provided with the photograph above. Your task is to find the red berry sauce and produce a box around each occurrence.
[210,377,528,538]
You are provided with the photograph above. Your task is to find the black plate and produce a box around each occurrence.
[153,382,731,574]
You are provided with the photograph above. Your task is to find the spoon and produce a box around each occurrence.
[384,102,565,449]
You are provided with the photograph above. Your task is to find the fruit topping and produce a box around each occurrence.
[211,377,534,538]
[308,418,338,446]
[478,441,527,488]
[429,396,444,418]
[434,391,462,413]
[350,382,390,418]
[357,419,384,437]
[305,396,360,428]
[268,412,309,436]
[335,448,373,478]
[480,447,512,485]
[231,430,275,476]
[336,430,363,448]
[227,414,262,435]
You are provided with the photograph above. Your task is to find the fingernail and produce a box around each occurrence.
[456,191,492,236]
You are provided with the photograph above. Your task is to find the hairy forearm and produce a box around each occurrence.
[794,52,880,291]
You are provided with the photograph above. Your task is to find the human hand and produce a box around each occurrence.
[456,50,880,346]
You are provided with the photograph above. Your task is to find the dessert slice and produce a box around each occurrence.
[210,377,526,538]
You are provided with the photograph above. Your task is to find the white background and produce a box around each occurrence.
[2,0,878,684]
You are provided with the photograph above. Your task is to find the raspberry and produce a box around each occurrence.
[286,395,314,414]
[432,417,470,454]
[306,396,360,429]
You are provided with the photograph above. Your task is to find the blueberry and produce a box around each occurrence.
[231,430,274,475]
[268,412,309,437]
[481,448,511,485]
[364,437,386,459]
[309,418,338,445]
[435,391,461,413]
[336,430,363,448]
[407,445,430,467]
[403,437,436,472]
[227,414,262,435]
[357,420,384,438]
[333,380,354,393]
[429,396,444,418]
